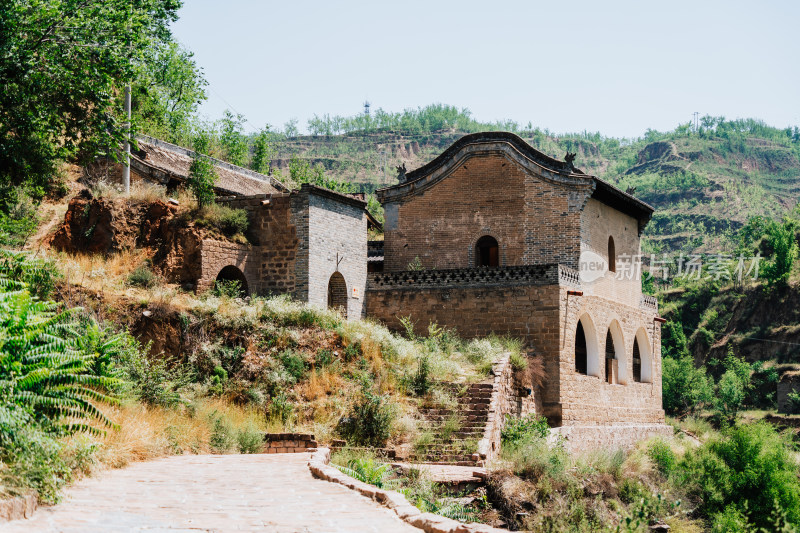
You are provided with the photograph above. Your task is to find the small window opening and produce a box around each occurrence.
[575,321,588,374]
[633,337,642,383]
[475,236,499,267]
[608,236,616,273]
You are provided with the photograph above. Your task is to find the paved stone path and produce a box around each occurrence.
[0,454,419,533]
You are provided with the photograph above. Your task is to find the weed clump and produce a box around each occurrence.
[127,264,159,288]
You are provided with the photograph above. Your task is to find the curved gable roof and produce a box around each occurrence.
[377,131,653,225]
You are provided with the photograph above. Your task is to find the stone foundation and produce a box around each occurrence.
[551,424,673,454]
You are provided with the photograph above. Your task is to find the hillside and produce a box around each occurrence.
[270,117,800,255]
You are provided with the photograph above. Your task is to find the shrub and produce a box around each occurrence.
[647,439,677,478]
[236,424,264,454]
[213,279,242,298]
[337,387,394,447]
[678,422,800,530]
[127,264,158,288]
[209,414,236,453]
[0,250,60,299]
[714,352,752,422]
[267,392,294,425]
[279,349,306,381]
[662,355,714,416]
[501,414,549,446]
[0,196,38,248]
[119,344,191,408]
[409,356,431,396]
[0,422,71,504]
[0,284,119,433]
[195,204,249,238]
[331,458,397,489]
[501,434,568,482]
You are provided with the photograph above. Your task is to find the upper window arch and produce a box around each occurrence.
[608,236,616,273]
[475,236,499,267]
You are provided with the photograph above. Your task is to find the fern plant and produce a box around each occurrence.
[0,281,119,434]
[331,458,400,489]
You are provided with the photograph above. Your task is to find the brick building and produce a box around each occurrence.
[367,132,670,443]
[200,185,368,319]
[100,136,369,318]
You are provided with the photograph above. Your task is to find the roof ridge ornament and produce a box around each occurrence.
[396,162,407,183]
[564,151,577,171]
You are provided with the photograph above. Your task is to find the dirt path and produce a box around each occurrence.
[0,453,418,533]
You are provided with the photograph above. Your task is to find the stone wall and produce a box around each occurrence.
[558,288,665,425]
[381,152,592,272]
[196,239,260,294]
[477,356,537,462]
[551,424,673,454]
[262,433,318,453]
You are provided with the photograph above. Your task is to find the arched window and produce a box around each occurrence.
[327,272,348,318]
[608,236,616,273]
[575,321,588,374]
[216,265,248,296]
[634,328,652,383]
[605,330,616,383]
[475,236,499,267]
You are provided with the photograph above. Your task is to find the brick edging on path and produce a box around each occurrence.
[307,448,504,533]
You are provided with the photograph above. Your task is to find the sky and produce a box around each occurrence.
[171,0,800,138]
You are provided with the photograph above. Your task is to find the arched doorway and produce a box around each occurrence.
[605,330,616,383]
[327,272,348,318]
[575,322,588,374]
[605,320,626,384]
[215,265,248,296]
[475,236,499,267]
[575,314,600,377]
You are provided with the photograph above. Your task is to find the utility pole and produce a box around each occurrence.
[123,84,131,194]
[693,111,699,133]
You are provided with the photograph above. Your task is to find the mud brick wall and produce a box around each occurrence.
[382,152,591,272]
[303,186,367,319]
[263,433,318,453]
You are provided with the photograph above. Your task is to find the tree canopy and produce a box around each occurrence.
[0,0,182,207]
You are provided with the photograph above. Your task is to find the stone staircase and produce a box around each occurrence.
[409,382,494,466]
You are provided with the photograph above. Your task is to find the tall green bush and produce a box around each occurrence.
[662,355,714,416]
[679,422,800,530]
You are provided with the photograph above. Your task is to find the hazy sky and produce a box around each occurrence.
[171,0,800,138]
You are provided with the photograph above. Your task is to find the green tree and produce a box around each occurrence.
[187,130,217,207]
[250,125,277,174]
[132,40,207,144]
[0,0,182,207]
[219,110,248,166]
[662,354,714,416]
[761,218,798,286]
[714,349,752,422]
[288,156,354,194]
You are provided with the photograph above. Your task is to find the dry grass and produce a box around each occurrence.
[85,398,268,471]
